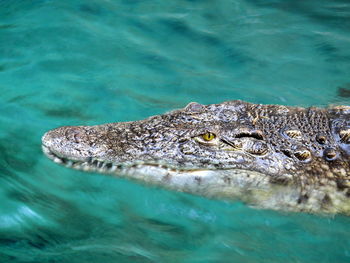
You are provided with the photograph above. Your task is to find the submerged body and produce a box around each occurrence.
[42,100,350,215]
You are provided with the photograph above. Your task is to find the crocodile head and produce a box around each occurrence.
[42,100,350,214]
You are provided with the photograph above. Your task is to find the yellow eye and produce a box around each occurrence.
[202,132,216,141]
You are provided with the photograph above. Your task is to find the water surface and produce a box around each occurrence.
[1,0,350,262]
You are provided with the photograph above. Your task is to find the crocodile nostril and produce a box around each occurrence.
[65,127,84,143]
[324,148,337,161]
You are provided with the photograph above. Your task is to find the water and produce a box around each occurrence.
[1,0,350,262]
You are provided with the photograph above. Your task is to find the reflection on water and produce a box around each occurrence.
[0,0,350,262]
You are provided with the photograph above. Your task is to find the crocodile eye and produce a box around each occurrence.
[195,132,218,145]
[202,132,216,141]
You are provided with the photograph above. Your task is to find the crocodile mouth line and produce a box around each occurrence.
[42,144,205,174]
[42,144,121,172]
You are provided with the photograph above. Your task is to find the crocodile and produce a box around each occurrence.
[41,100,350,215]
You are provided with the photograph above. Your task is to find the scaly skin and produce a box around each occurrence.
[42,100,350,215]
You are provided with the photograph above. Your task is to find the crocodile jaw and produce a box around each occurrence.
[42,140,301,212]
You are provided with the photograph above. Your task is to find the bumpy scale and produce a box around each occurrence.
[42,100,350,215]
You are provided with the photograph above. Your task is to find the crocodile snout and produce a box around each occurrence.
[42,126,107,162]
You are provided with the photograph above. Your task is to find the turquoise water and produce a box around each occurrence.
[1,0,350,262]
